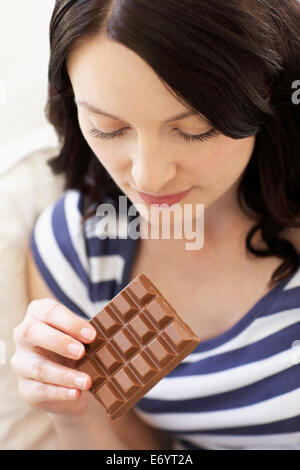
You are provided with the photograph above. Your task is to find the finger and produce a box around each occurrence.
[28,299,97,344]
[19,377,81,405]
[11,351,92,391]
[20,319,86,360]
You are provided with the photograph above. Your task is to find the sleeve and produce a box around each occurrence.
[30,189,104,319]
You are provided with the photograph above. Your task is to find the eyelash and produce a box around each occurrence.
[87,127,219,143]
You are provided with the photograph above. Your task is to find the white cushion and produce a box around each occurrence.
[0,147,64,449]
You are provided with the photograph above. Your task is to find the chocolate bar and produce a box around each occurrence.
[74,274,200,419]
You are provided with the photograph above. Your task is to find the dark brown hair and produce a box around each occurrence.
[46,0,300,288]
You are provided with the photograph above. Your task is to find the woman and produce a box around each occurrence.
[11,0,300,450]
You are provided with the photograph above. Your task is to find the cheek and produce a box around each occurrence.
[191,135,255,186]
[78,119,126,175]
[88,139,124,174]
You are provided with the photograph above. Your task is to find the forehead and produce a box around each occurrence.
[66,33,200,121]
[67,33,162,88]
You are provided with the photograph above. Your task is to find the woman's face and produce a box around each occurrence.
[67,33,256,231]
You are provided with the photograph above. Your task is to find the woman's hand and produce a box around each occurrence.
[10,298,97,416]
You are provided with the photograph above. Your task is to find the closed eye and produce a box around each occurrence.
[87,127,219,143]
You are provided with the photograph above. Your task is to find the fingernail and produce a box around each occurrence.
[67,343,84,357]
[74,376,88,389]
[80,327,96,341]
[68,389,77,399]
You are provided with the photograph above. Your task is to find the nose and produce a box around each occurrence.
[130,138,177,195]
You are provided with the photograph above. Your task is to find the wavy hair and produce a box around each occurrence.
[46,0,300,288]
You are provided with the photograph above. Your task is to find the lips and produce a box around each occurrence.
[136,188,193,206]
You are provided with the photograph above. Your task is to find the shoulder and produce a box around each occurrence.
[32,189,84,238]
[30,189,137,318]
[31,189,88,279]
[30,189,104,318]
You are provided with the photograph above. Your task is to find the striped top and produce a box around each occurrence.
[31,189,300,450]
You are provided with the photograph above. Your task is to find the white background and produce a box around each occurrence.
[0,0,58,174]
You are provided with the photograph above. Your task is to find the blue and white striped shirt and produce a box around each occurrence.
[30,189,300,450]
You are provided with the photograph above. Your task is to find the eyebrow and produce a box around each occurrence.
[75,99,200,123]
